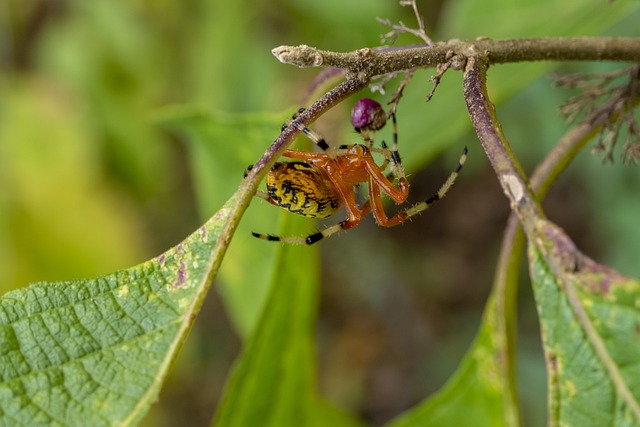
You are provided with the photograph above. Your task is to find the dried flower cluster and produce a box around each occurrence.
[555,65,640,164]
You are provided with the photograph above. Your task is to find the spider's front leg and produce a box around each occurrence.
[282,107,336,156]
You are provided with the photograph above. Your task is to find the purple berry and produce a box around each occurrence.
[351,98,387,131]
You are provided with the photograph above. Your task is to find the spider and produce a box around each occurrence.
[246,99,467,245]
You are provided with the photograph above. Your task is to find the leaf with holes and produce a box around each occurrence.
[528,219,640,427]
[0,197,236,426]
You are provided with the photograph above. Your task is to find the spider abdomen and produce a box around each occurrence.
[266,161,342,218]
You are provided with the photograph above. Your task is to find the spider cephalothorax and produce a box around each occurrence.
[247,99,467,245]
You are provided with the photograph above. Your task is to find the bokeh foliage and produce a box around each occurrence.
[1,0,639,425]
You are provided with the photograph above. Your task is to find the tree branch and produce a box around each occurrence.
[273,38,640,77]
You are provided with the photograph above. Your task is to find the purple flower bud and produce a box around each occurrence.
[351,98,387,131]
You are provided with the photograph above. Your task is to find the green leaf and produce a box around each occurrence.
[383,212,525,427]
[385,294,517,427]
[213,214,363,427]
[0,196,236,426]
[528,219,640,427]
[157,106,287,338]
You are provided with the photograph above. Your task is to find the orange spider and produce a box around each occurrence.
[247,99,467,245]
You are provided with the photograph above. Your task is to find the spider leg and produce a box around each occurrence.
[367,179,390,226]
[376,142,394,176]
[251,197,371,245]
[335,143,393,172]
[361,145,409,204]
[283,107,336,156]
[302,205,372,243]
[251,154,366,244]
[386,113,408,189]
[253,190,281,207]
[279,149,333,162]
[281,107,306,131]
[356,129,376,149]
[251,212,367,245]
[372,146,467,227]
[362,114,408,192]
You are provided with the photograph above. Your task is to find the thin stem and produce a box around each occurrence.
[463,56,544,427]
[378,0,433,46]
[463,56,542,227]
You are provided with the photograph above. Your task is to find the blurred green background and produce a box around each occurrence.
[1,0,639,425]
